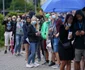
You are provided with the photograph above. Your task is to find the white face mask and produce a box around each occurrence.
[52,15,56,19]
[31,21,37,25]
[68,23,72,27]
[48,19,51,22]
[12,19,16,21]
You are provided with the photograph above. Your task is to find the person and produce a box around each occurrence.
[23,16,31,62]
[14,17,24,56]
[10,35,14,54]
[58,14,74,70]
[41,14,51,64]
[28,9,35,19]
[73,10,85,70]
[51,13,62,69]
[36,15,45,61]
[2,17,13,54]
[11,16,17,52]
[26,16,40,68]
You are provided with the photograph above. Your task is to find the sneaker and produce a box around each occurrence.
[4,50,7,54]
[17,52,21,56]
[33,62,40,67]
[42,60,49,65]
[21,51,25,54]
[26,64,33,68]
[51,64,60,69]
[14,53,18,56]
[49,62,55,66]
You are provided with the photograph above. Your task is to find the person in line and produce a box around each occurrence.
[26,16,40,68]
[73,10,85,70]
[41,14,51,64]
[14,17,24,56]
[58,14,74,70]
[2,17,13,54]
[23,16,31,62]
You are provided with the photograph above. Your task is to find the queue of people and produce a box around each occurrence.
[2,10,85,70]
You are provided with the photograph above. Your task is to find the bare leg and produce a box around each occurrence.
[66,60,71,70]
[55,52,60,65]
[80,57,84,70]
[24,44,29,61]
[60,60,67,70]
[74,61,80,70]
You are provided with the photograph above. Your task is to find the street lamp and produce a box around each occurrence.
[34,0,36,13]
[2,0,5,17]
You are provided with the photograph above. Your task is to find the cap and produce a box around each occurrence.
[45,14,50,19]
[26,15,31,19]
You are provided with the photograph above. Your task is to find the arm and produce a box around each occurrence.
[2,20,7,25]
[23,24,28,39]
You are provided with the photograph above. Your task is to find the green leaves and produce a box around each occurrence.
[0,14,4,47]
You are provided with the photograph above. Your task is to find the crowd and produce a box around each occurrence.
[2,10,85,70]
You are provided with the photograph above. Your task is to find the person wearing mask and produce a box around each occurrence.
[14,17,24,56]
[2,17,13,54]
[48,13,60,68]
[41,14,51,64]
[58,14,74,70]
[73,10,85,70]
[23,16,31,62]
[12,16,17,48]
[11,16,17,54]
[26,16,40,68]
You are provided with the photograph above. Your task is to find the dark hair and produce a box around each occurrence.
[73,10,85,23]
[64,14,73,24]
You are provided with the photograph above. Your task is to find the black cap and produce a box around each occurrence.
[26,15,31,19]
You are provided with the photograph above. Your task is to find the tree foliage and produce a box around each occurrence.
[0,14,4,47]
[9,0,34,12]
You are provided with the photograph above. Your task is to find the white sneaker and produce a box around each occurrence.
[26,64,33,68]
[51,64,60,69]
[33,62,40,67]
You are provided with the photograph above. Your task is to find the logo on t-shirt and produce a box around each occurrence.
[7,22,12,30]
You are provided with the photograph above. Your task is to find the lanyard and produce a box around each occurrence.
[78,23,82,29]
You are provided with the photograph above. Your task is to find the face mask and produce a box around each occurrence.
[52,15,56,19]
[48,19,51,22]
[12,19,16,21]
[31,21,37,25]
[68,23,72,27]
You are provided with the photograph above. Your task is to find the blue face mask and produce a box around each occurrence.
[31,21,37,25]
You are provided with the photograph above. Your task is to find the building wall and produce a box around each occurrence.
[40,0,47,5]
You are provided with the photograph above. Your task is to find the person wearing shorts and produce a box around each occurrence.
[23,16,31,62]
[73,10,85,70]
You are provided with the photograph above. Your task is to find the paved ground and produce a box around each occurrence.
[0,48,74,70]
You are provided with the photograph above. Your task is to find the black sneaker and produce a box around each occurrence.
[4,50,7,54]
[49,62,55,66]
[42,60,49,65]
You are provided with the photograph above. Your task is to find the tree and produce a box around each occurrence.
[0,0,12,10]
[9,0,34,12]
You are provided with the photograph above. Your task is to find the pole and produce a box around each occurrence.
[35,0,36,13]
[2,0,5,17]
[13,0,15,12]
[25,0,27,12]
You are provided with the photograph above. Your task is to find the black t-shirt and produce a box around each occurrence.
[2,20,13,32]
